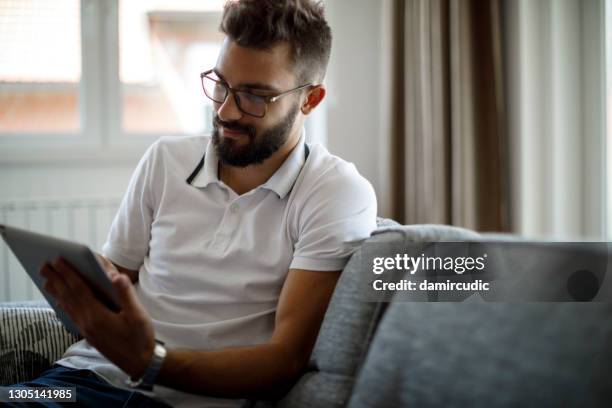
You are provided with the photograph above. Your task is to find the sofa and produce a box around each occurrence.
[2,222,612,407]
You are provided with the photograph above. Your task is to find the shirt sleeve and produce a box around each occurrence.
[101,141,160,270]
[290,164,378,271]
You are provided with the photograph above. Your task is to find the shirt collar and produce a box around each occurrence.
[261,130,306,199]
[190,129,307,199]
[190,137,220,189]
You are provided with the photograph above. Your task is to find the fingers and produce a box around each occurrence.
[51,257,94,297]
[111,274,146,317]
[40,261,82,320]
[40,257,108,317]
[40,263,66,299]
[96,253,119,279]
[40,257,147,349]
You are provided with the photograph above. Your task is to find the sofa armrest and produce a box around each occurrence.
[0,302,80,385]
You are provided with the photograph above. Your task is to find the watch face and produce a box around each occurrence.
[155,343,168,358]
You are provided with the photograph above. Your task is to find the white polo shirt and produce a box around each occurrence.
[57,132,377,407]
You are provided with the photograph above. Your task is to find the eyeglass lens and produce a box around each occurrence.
[202,75,266,117]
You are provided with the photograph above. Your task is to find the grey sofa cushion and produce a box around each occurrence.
[0,302,79,385]
[274,224,480,408]
[373,223,480,241]
[348,302,612,408]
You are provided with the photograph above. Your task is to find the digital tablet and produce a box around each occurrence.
[0,223,121,335]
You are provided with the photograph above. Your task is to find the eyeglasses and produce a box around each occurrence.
[200,69,313,118]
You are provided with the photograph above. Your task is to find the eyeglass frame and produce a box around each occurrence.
[200,69,315,118]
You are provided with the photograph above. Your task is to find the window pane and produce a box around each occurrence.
[0,0,81,133]
[120,0,224,135]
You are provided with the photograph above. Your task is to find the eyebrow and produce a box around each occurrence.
[213,68,281,93]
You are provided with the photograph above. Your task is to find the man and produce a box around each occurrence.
[10,0,376,406]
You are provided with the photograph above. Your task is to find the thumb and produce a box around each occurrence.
[112,274,144,315]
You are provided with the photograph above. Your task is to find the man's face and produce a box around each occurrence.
[211,39,303,167]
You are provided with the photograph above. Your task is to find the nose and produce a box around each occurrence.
[216,91,243,122]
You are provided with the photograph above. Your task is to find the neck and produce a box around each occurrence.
[219,133,301,196]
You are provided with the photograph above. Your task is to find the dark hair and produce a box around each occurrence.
[220,0,332,84]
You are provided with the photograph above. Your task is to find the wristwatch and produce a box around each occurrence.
[125,340,167,391]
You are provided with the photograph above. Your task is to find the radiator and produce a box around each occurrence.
[0,197,121,302]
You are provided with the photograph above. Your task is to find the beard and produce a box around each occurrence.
[211,102,300,167]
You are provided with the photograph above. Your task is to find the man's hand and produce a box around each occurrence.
[96,253,139,283]
[95,253,121,280]
[40,257,155,379]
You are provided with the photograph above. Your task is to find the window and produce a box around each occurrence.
[119,0,223,135]
[0,0,226,159]
[0,0,81,134]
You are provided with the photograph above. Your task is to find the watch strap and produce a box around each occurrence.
[125,339,167,391]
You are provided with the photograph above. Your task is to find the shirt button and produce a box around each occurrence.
[230,203,240,213]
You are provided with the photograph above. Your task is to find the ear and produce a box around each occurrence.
[301,85,326,115]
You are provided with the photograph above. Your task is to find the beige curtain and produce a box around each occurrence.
[390,0,509,232]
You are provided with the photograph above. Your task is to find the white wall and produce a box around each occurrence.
[324,0,392,217]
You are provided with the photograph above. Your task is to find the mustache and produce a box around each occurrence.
[213,115,256,139]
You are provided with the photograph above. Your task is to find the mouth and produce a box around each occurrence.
[222,127,249,140]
